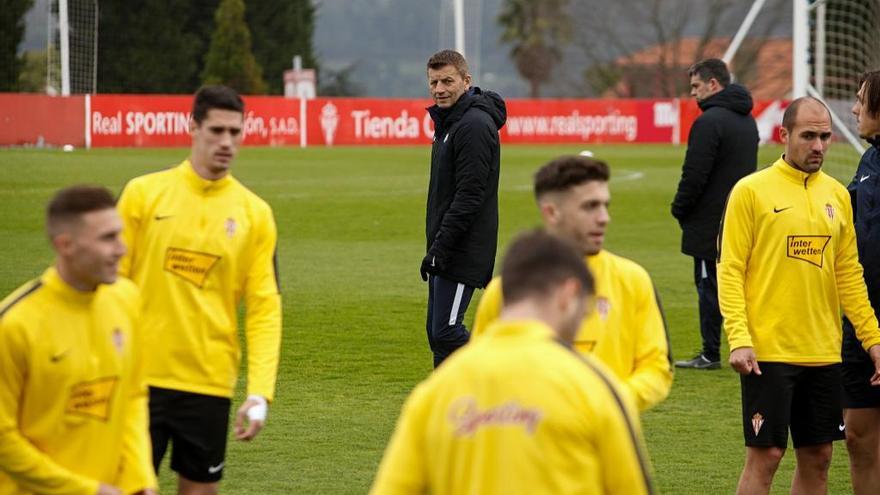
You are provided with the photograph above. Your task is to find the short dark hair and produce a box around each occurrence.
[47,185,116,237]
[781,96,832,131]
[688,58,731,87]
[192,85,244,124]
[533,155,610,199]
[427,50,469,78]
[501,229,594,305]
[859,70,880,119]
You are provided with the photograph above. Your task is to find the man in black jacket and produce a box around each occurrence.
[672,58,758,370]
[421,49,507,367]
[843,69,880,494]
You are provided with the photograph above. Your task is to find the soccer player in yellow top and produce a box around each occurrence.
[472,155,672,412]
[718,97,880,495]
[0,186,156,495]
[371,229,654,495]
[117,86,282,495]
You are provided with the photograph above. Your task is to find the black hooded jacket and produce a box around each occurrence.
[425,87,507,288]
[671,83,758,260]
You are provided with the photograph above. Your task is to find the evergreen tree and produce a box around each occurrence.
[202,0,265,94]
[98,0,218,93]
[0,0,34,91]
[247,0,318,95]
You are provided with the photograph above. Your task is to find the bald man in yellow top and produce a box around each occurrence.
[0,186,156,495]
[371,229,654,495]
[472,155,673,412]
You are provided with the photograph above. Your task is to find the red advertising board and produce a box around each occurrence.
[89,95,303,147]
[0,92,789,148]
[502,99,678,144]
[306,98,434,146]
[0,94,85,147]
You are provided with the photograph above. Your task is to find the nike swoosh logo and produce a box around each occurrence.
[208,462,225,474]
[861,175,871,182]
[773,206,793,213]
[839,423,846,431]
[51,349,69,363]
[154,214,174,221]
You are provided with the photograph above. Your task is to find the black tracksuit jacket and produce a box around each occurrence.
[671,84,759,260]
[425,87,507,288]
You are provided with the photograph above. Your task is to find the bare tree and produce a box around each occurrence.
[565,0,788,98]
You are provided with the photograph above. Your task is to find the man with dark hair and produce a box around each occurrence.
[0,186,156,495]
[718,96,880,494]
[672,58,758,370]
[421,49,506,367]
[843,69,880,494]
[473,156,672,412]
[117,85,282,495]
[371,230,654,495]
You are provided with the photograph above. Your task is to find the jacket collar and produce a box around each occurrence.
[43,266,98,304]
[482,319,556,342]
[774,155,821,186]
[179,159,233,194]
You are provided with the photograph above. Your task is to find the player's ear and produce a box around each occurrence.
[189,117,199,135]
[538,199,559,225]
[778,126,789,144]
[52,231,74,256]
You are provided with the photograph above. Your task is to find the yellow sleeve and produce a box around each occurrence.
[117,180,144,279]
[471,277,502,338]
[244,205,283,401]
[369,384,429,495]
[834,198,880,351]
[585,360,654,495]
[717,182,755,351]
[116,290,158,494]
[624,277,673,411]
[0,318,99,495]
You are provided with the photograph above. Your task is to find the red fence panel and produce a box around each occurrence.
[0,94,85,147]
[90,95,303,147]
[0,93,789,148]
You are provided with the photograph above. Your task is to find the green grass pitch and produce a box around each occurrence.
[0,144,859,493]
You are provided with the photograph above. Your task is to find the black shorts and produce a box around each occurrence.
[149,386,231,483]
[740,362,845,449]
[841,318,880,409]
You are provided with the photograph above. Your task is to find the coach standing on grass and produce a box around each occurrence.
[0,186,156,495]
[718,97,880,495]
[843,70,880,494]
[117,86,282,495]
[420,49,506,367]
[672,58,757,371]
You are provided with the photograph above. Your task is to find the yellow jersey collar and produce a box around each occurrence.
[483,319,556,341]
[585,249,607,267]
[179,159,233,194]
[44,266,97,304]
[774,155,820,186]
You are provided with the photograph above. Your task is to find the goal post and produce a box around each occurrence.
[47,0,99,96]
[793,0,880,181]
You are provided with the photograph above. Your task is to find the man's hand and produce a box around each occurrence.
[868,345,880,386]
[95,484,122,495]
[234,395,268,441]
[420,254,446,281]
[729,347,762,375]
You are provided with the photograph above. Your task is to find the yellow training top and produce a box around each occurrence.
[117,160,282,400]
[0,267,155,495]
[472,250,672,411]
[370,320,654,495]
[718,157,880,363]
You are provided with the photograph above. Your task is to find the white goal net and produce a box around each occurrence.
[46,0,98,95]
[802,0,880,182]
